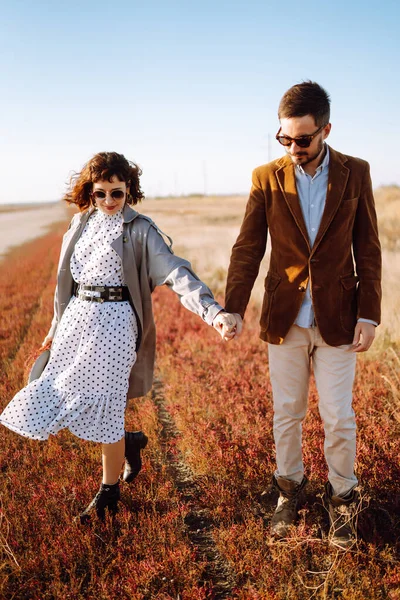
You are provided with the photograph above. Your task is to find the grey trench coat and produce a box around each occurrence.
[47,203,223,398]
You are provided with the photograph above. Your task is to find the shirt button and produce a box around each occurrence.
[311,204,314,208]
[312,228,316,231]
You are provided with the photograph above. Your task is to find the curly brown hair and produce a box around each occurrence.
[63,151,144,211]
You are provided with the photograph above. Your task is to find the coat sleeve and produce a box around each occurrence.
[352,162,382,324]
[145,224,224,326]
[46,287,59,338]
[45,213,78,339]
[225,168,268,317]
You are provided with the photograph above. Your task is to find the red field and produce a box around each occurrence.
[0,222,399,599]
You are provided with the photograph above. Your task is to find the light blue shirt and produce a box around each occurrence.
[293,145,376,329]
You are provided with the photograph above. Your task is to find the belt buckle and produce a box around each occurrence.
[78,288,105,303]
[108,287,122,301]
[95,286,105,302]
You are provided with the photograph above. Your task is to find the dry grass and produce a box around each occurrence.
[0,189,398,598]
[374,185,400,252]
[152,286,400,599]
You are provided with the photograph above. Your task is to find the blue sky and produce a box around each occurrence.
[1,0,399,203]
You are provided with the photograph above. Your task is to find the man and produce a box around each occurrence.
[224,81,381,548]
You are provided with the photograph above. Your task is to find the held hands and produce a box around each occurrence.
[212,312,243,342]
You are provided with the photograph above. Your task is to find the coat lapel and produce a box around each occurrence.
[275,148,350,255]
[57,210,92,308]
[110,214,144,329]
[110,204,138,260]
[59,210,92,272]
[311,147,349,254]
[276,156,310,249]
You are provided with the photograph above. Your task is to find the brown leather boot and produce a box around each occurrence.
[270,476,308,538]
[78,482,120,524]
[324,482,359,549]
[123,431,148,483]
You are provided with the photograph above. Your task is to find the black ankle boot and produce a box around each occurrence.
[123,431,148,483]
[79,482,120,524]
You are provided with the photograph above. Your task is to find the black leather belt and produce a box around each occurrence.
[74,283,130,303]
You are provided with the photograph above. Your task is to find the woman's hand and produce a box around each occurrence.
[41,335,53,349]
[212,312,243,341]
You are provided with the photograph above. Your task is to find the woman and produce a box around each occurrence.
[0,152,240,523]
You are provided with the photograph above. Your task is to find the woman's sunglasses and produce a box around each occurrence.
[92,190,125,201]
[275,123,327,148]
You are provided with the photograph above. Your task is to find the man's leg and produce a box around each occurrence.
[312,328,358,548]
[312,329,357,495]
[268,325,312,482]
[267,325,312,536]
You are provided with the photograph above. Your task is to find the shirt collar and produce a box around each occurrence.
[296,144,330,176]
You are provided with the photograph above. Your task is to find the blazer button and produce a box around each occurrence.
[123,236,128,243]
[298,285,306,292]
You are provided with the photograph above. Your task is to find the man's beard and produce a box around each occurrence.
[288,139,325,167]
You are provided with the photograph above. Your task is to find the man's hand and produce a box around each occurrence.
[352,321,376,352]
[213,312,243,342]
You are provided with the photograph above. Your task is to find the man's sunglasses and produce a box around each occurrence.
[92,190,125,201]
[275,123,327,148]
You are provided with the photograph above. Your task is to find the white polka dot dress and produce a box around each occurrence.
[0,209,138,444]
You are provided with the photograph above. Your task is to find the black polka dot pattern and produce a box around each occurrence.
[0,209,138,444]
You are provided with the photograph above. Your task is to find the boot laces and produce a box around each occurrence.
[277,493,297,511]
[332,503,354,526]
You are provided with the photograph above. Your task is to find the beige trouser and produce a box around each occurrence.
[268,325,358,497]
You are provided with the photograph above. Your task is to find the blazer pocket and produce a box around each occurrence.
[260,272,281,329]
[264,272,281,291]
[340,274,359,290]
[340,275,359,332]
[339,197,358,210]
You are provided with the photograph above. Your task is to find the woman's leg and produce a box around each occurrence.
[79,439,124,522]
[102,437,125,484]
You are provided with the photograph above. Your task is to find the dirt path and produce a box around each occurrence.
[0,203,71,260]
[151,377,237,598]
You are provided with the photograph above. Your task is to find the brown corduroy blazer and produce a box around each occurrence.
[225,146,382,346]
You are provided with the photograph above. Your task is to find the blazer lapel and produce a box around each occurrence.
[311,147,349,255]
[276,157,310,249]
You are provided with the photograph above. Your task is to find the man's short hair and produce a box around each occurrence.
[278,81,331,127]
